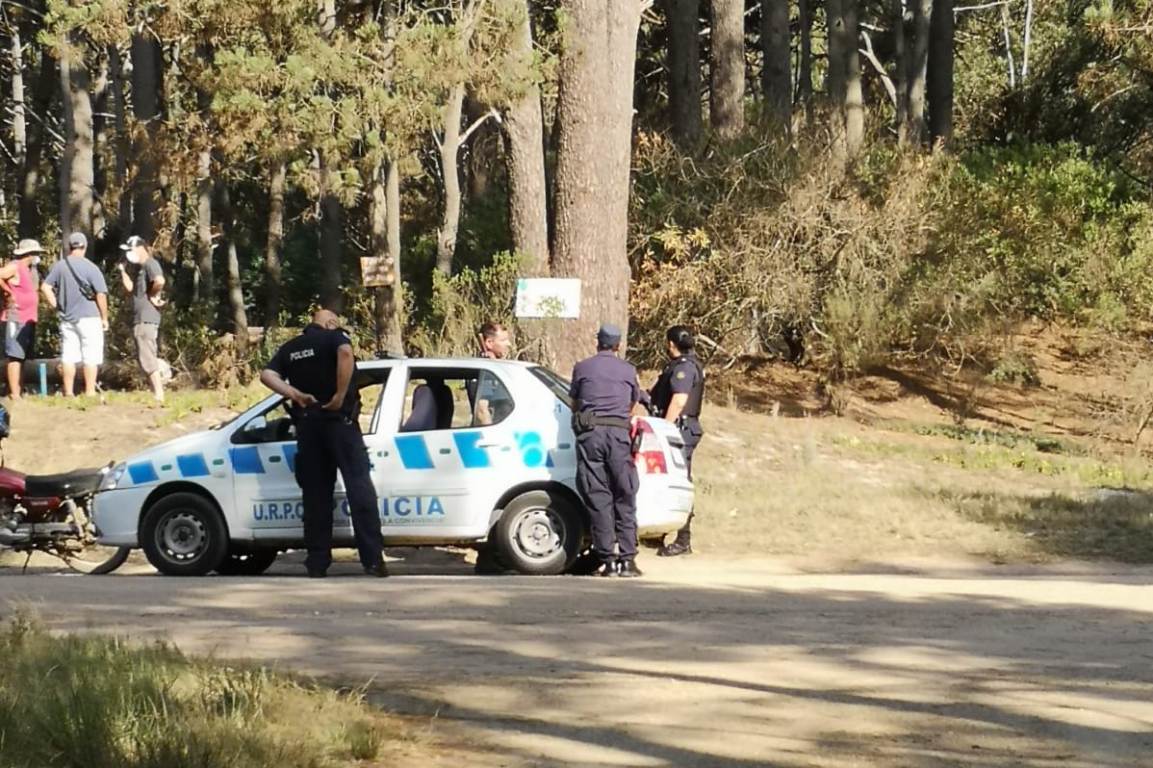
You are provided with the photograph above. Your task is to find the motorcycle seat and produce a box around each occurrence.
[24,469,104,499]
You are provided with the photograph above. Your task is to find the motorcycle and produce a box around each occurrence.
[0,406,130,575]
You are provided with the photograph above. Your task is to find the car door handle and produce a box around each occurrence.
[476,441,506,449]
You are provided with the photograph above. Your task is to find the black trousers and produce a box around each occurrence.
[294,414,384,572]
[677,420,702,535]
[576,426,639,563]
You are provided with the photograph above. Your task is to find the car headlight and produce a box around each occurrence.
[99,463,127,492]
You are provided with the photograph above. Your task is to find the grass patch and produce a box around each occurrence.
[0,614,407,768]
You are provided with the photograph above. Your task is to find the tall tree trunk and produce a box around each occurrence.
[798,0,814,123]
[504,0,550,276]
[130,33,163,241]
[371,160,404,355]
[894,0,910,144]
[18,49,53,238]
[551,0,643,371]
[436,82,465,275]
[826,0,847,153]
[108,44,130,235]
[317,159,345,311]
[9,25,26,169]
[762,0,791,133]
[59,38,94,237]
[907,0,931,145]
[194,149,214,305]
[664,0,702,144]
[928,0,954,147]
[710,0,745,139]
[466,95,497,201]
[843,0,865,156]
[91,52,109,242]
[264,162,287,327]
[219,183,249,353]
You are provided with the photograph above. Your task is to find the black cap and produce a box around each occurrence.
[596,323,622,347]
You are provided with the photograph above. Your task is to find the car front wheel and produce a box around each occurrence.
[140,492,229,576]
[491,490,583,575]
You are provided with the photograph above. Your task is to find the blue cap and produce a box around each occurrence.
[596,323,622,347]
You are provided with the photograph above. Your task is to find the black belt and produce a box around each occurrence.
[590,415,631,429]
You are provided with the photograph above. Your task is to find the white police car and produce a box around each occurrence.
[93,358,693,576]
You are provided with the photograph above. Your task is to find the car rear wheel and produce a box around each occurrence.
[215,549,279,576]
[491,490,582,575]
[141,492,229,576]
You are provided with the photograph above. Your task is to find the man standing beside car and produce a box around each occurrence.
[260,309,388,578]
[116,236,167,403]
[570,324,644,578]
[41,233,109,398]
[648,325,705,557]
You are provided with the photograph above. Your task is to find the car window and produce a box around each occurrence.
[399,368,515,432]
[528,366,572,408]
[232,401,295,445]
[356,369,389,434]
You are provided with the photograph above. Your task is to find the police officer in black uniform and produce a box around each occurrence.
[570,324,644,578]
[649,325,705,557]
[260,309,388,578]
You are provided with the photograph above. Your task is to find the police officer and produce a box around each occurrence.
[260,310,388,578]
[649,325,705,557]
[570,324,643,578]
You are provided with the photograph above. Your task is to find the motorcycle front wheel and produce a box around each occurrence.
[62,545,131,575]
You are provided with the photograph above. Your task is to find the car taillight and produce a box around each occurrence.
[633,420,667,475]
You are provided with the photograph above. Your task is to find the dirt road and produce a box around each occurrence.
[2,554,1151,767]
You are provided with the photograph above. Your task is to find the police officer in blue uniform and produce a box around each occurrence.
[649,325,705,557]
[260,309,388,578]
[569,324,644,578]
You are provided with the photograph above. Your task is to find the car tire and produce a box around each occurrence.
[140,492,229,576]
[491,490,583,576]
[215,549,279,576]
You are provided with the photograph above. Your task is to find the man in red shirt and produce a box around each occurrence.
[0,240,45,399]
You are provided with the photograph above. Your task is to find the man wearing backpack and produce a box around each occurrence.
[41,233,109,397]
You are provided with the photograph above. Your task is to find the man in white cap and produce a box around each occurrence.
[41,232,109,397]
[116,236,167,402]
[0,239,46,398]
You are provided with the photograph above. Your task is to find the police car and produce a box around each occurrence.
[92,358,694,576]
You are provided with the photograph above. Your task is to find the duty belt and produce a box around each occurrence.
[589,415,631,429]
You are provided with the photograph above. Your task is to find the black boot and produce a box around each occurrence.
[617,559,643,578]
[657,530,692,557]
[593,559,619,577]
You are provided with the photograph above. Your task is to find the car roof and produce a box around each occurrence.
[358,357,538,369]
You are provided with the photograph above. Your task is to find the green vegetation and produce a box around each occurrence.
[0,614,403,768]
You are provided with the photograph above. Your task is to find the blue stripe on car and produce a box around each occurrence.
[453,432,491,468]
[176,454,210,478]
[395,435,434,470]
[229,446,265,475]
[282,445,298,473]
[128,462,158,485]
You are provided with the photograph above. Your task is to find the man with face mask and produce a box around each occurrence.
[116,236,167,403]
[0,240,45,399]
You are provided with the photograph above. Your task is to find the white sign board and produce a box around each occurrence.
[515,278,581,319]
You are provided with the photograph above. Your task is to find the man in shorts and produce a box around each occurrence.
[41,233,109,397]
[116,236,167,402]
[0,239,45,399]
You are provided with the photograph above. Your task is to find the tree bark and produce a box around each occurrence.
[91,51,110,242]
[503,2,550,276]
[318,159,345,312]
[371,160,404,355]
[108,45,131,235]
[59,38,94,238]
[826,0,847,154]
[219,183,249,353]
[710,0,746,139]
[894,0,910,143]
[18,49,53,238]
[264,162,287,327]
[927,0,954,148]
[664,0,702,144]
[907,0,931,145]
[436,82,466,275]
[130,33,163,241]
[798,0,814,123]
[551,0,643,371]
[9,25,26,168]
[194,149,214,305]
[761,0,791,133]
[843,0,865,156]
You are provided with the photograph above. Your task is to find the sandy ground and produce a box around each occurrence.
[2,552,1151,767]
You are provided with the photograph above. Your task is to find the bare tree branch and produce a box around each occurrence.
[458,107,501,147]
[860,31,897,107]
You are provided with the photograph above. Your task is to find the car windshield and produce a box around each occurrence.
[528,366,572,408]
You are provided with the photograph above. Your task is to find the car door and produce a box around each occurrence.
[368,362,521,540]
[229,399,305,539]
